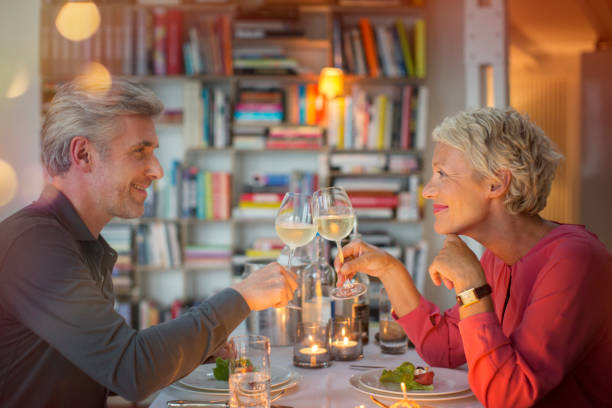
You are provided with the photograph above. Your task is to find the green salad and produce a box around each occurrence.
[379,362,434,391]
[212,357,254,381]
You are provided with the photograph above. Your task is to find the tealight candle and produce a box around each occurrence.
[293,322,331,368]
[330,317,363,361]
[298,344,328,366]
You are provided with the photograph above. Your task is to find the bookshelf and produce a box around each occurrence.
[41,0,430,329]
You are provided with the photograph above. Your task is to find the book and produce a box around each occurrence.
[165,10,183,75]
[358,18,380,77]
[399,86,413,149]
[347,194,399,208]
[414,19,426,78]
[333,177,403,192]
[152,8,167,76]
[350,27,367,76]
[415,86,429,150]
[395,20,415,77]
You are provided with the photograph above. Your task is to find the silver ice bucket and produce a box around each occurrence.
[242,258,299,346]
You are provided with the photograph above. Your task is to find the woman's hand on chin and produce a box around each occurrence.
[429,234,487,293]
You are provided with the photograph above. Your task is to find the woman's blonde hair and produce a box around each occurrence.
[432,107,563,215]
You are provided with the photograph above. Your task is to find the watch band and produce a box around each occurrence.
[456,283,492,307]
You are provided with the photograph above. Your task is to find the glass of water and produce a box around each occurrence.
[229,334,271,408]
[378,287,408,354]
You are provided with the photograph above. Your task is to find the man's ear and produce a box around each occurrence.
[70,136,93,172]
[488,169,511,198]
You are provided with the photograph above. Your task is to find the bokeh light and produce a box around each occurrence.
[75,62,112,94]
[5,63,29,99]
[0,159,19,207]
[55,2,101,42]
[18,161,45,203]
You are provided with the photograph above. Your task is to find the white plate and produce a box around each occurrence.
[178,365,299,394]
[350,374,475,402]
[358,367,471,397]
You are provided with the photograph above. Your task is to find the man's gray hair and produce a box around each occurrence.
[433,107,564,215]
[41,77,164,176]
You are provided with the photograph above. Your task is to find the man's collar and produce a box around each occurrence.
[35,184,97,242]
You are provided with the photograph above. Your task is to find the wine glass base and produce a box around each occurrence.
[330,283,367,300]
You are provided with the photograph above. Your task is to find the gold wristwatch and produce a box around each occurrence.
[456,283,492,307]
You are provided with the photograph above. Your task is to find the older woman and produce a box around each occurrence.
[337,107,612,407]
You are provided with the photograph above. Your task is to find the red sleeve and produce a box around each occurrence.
[394,295,466,368]
[459,239,610,407]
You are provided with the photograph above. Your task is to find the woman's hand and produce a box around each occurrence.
[334,239,405,286]
[337,239,422,316]
[429,234,487,293]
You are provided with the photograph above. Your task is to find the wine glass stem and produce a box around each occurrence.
[336,241,353,289]
[288,247,294,270]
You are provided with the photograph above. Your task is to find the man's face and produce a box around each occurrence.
[422,142,492,236]
[91,115,163,219]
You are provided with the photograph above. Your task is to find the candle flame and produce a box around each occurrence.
[312,344,318,352]
[341,328,346,337]
[401,382,407,399]
[343,337,349,345]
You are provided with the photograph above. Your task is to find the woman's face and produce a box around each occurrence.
[422,142,493,236]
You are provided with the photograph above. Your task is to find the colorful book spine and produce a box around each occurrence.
[152,8,167,75]
[414,19,426,78]
[358,18,380,78]
[399,86,413,149]
[219,15,233,75]
[165,10,183,75]
[395,20,415,77]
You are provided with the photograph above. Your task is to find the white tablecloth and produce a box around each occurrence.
[150,340,483,408]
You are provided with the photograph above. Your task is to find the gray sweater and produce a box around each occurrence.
[0,185,250,407]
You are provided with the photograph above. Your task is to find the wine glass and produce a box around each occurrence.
[275,192,317,309]
[312,186,367,300]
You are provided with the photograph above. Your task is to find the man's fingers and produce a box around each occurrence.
[276,263,298,292]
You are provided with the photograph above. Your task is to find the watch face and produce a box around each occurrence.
[459,289,478,305]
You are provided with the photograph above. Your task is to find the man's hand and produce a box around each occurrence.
[428,234,486,293]
[232,262,298,311]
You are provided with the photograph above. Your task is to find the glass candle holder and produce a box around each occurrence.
[293,321,331,368]
[330,316,363,361]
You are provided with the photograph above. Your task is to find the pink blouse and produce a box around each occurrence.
[396,224,612,407]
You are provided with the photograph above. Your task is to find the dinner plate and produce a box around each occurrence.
[358,367,471,397]
[178,364,299,393]
[349,374,475,402]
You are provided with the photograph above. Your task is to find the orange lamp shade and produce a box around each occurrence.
[318,67,344,99]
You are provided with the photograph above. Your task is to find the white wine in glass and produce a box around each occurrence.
[275,192,316,310]
[312,186,366,300]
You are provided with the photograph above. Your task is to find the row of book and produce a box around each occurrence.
[183,81,327,150]
[144,162,232,221]
[233,171,319,219]
[183,82,231,149]
[326,85,428,151]
[135,222,182,268]
[184,244,233,268]
[41,4,134,78]
[333,17,426,78]
[333,173,422,220]
[329,152,420,174]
